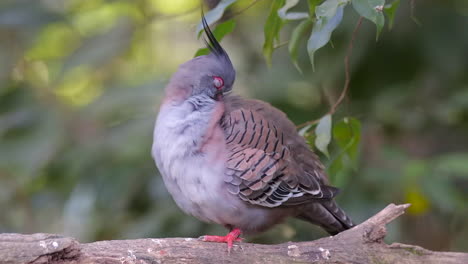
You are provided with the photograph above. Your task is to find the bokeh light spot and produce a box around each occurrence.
[149,0,198,15]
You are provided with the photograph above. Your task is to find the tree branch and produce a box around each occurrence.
[1,204,467,264]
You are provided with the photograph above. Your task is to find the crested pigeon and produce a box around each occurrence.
[152,16,354,251]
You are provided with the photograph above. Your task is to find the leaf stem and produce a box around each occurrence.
[297,16,363,130]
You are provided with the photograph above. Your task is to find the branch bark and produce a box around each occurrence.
[1,204,467,264]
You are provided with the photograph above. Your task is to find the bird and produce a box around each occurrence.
[151,15,354,252]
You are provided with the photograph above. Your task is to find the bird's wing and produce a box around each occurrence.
[221,96,338,208]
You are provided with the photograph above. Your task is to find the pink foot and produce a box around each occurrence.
[200,228,242,253]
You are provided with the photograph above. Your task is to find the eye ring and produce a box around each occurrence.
[213,76,224,89]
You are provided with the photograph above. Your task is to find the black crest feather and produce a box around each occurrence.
[202,13,227,57]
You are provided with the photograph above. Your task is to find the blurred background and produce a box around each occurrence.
[0,0,467,252]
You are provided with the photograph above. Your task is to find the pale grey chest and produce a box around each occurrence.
[151,99,239,224]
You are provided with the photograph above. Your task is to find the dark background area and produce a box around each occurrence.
[0,0,467,252]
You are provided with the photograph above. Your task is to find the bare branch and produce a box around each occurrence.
[1,204,467,264]
[225,0,265,20]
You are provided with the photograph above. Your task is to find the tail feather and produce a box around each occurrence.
[297,200,354,235]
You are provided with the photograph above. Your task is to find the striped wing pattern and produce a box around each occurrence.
[221,106,337,208]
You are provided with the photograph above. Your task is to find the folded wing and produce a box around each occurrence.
[222,96,339,208]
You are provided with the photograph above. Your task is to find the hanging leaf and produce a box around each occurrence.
[307,0,346,70]
[315,0,347,19]
[195,20,236,57]
[333,117,361,163]
[384,0,400,30]
[263,0,286,66]
[196,0,237,36]
[352,0,385,40]
[328,152,345,185]
[288,19,312,73]
[315,114,332,158]
[278,0,309,20]
[328,117,361,185]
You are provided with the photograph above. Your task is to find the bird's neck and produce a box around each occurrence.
[155,94,225,153]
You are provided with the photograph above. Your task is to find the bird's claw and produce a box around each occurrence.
[198,236,242,242]
[198,228,242,254]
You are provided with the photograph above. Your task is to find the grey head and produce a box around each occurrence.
[165,15,236,101]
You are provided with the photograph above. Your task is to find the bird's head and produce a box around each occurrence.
[165,16,236,102]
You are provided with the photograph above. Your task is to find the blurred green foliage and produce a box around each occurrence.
[0,0,467,253]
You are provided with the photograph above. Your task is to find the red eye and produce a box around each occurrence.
[213,76,224,90]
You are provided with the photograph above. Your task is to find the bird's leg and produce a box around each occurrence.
[199,228,243,253]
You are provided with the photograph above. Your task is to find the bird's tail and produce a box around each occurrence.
[298,200,355,235]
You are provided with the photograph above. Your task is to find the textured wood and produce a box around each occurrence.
[1,204,467,264]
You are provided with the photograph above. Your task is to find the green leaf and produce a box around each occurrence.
[212,19,237,39]
[263,0,286,66]
[315,0,346,18]
[288,19,313,73]
[307,0,345,70]
[196,0,237,36]
[333,117,361,163]
[194,20,236,57]
[384,0,399,30]
[352,0,385,40]
[278,0,309,20]
[315,114,332,158]
[328,153,346,185]
[194,48,210,57]
[328,117,361,185]
[307,0,322,17]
